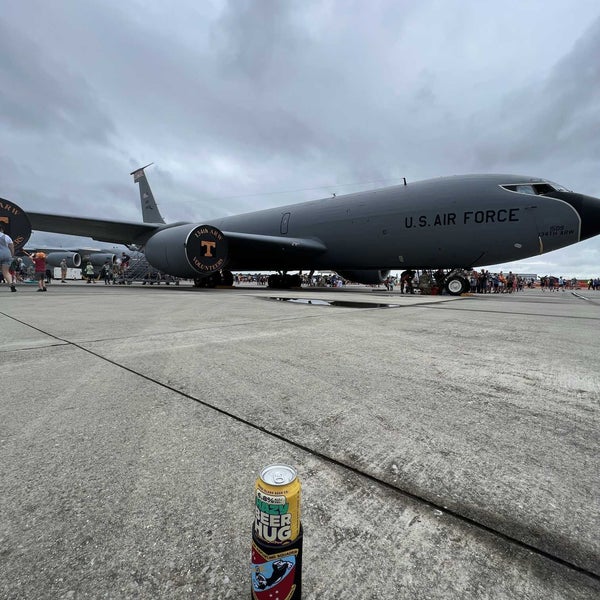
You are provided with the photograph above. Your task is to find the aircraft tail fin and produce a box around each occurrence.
[130,163,166,224]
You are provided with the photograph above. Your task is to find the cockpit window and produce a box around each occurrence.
[516,184,536,195]
[544,180,571,192]
[500,180,570,195]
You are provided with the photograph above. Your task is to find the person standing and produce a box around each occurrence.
[121,252,130,270]
[0,224,17,292]
[101,259,112,285]
[9,256,19,284]
[60,258,68,283]
[25,251,48,291]
[85,261,95,283]
[111,260,120,284]
[34,252,48,291]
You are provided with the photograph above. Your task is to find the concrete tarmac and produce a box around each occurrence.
[1,281,599,599]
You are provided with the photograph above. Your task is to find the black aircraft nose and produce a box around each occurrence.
[548,191,600,241]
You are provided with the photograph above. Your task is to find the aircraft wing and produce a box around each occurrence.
[26,212,327,263]
[27,212,162,245]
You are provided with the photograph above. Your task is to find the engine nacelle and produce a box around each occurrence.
[81,253,116,267]
[45,252,82,268]
[145,224,228,278]
[335,269,391,285]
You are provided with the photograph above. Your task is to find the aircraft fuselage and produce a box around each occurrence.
[210,174,587,271]
[18,173,600,281]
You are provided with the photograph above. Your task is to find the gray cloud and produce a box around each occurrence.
[469,16,600,184]
[0,19,115,144]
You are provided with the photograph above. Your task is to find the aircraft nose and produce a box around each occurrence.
[576,194,600,241]
[551,192,600,241]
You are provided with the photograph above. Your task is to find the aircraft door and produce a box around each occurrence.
[280,212,290,235]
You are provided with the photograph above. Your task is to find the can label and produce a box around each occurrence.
[254,487,300,544]
[251,530,302,600]
[254,490,293,544]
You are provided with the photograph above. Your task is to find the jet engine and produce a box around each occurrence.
[335,269,391,285]
[45,252,82,268]
[145,224,228,278]
[81,253,116,267]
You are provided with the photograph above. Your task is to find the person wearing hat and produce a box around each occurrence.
[25,251,48,291]
[0,224,17,292]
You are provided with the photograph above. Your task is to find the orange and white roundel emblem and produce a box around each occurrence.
[185,225,228,274]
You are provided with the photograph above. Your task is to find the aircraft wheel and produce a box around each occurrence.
[445,275,467,296]
[208,272,222,287]
[221,270,234,286]
[268,274,283,289]
[194,273,222,288]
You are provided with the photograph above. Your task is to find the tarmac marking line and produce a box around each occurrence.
[414,304,600,320]
[571,291,600,305]
[2,310,600,584]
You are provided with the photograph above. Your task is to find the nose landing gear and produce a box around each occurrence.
[443,269,471,295]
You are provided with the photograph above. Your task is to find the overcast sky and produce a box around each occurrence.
[2,0,600,277]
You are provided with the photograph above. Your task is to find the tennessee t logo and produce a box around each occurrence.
[201,240,216,257]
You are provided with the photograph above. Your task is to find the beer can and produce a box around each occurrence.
[254,464,301,545]
[251,464,303,599]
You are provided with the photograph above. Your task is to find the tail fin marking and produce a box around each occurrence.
[130,163,166,224]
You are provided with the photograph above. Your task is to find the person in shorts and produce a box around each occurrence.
[25,251,48,291]
[0,224,17,292]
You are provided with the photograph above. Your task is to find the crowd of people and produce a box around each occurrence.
[139,269,600,292]
[378,270,530,294]
[469,270,529,293]
[2,246,599,294]
[309,269,597,294]
[233,273,346,287]
[77,253,132,284]
[84,258,119,284]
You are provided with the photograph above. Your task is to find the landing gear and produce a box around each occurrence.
[193,272,222,287]
[443,270,471,296]
[221,270,234,286]
[267,273,302,289]
[193,269,234,288]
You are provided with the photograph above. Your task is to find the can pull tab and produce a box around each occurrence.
[273,471,286,484]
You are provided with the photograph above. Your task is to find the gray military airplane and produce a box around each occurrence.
[21,173,600,294]
[19,247,118,270]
